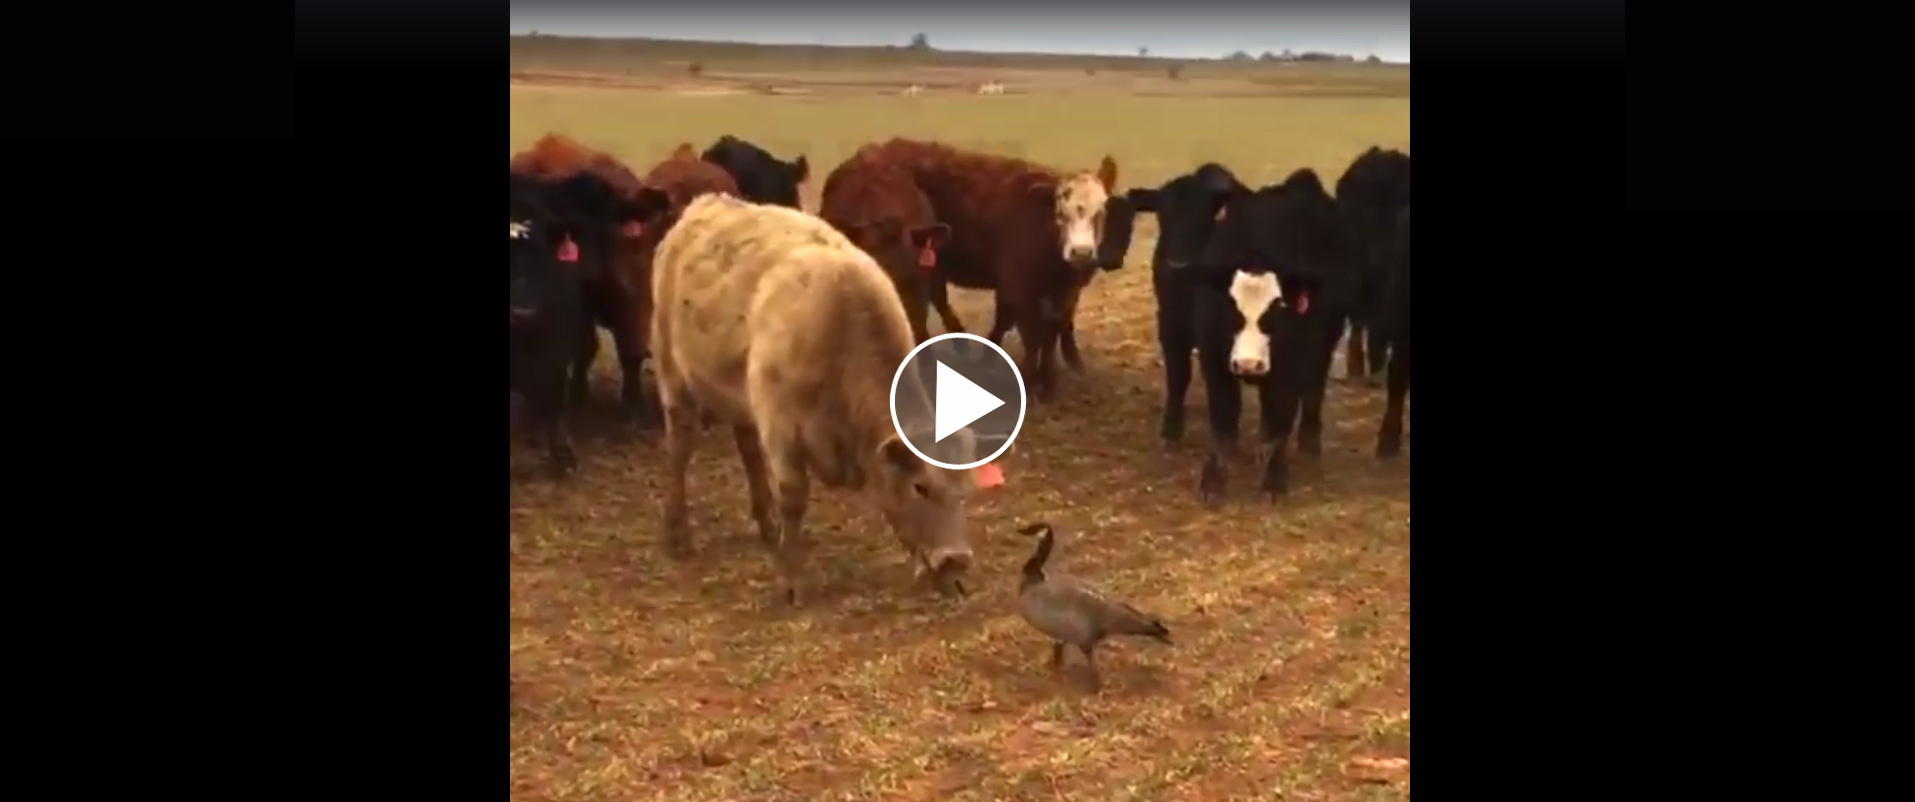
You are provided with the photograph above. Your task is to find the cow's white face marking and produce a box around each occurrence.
[509,221,531,240]
[1228,270,1282,376]
[1055,174,1109,264]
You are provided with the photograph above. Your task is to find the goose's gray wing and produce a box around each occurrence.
[1054,575,1166,637]
[1018,579,1101,646]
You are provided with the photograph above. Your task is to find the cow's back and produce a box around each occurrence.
[651,195,924,439]
[868,138,1056,289]
[820,152,935,226]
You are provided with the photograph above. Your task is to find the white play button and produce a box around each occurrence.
[933,360,1005,442]
[889,332,1027,471]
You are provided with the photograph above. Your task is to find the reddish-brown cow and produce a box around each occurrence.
[572,144,745,414]
[864,138,1120,402]
[509,134,668,421]
[818,146,955,344]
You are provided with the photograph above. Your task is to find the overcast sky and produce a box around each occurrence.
[508,3,1412,63]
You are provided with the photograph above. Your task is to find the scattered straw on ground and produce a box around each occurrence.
[512,242,1409,802]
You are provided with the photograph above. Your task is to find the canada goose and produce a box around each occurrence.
[1015,522,1172,689]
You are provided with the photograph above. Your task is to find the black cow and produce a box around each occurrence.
[1126,163,1251,445]
[1334,147,1412,384]
[1174,168,1358,503]
[508,171,650,477]
[699,135,810,209]
[1375,205,1411,458]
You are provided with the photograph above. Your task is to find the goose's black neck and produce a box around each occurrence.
[1021,529,1054,585]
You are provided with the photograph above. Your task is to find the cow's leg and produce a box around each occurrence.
[731,425,779,545]
[1058,282,1088,371]
[764,439,814,606]
[1158,309,1194,447]
[1366,323,1391,381]
[930,276,967,334]
[658,394,701,557]
[569,323,599,407]
[1297,324,1340,457]
[985,291,1014,345]
[907,302,934,345]
[1009,296,1059,402]
[1197,349,1240,506]
[1257,367,1302,499]
[607,306,656,427]
[1059,322,1084,370]
[1377,343,1411,458]
[1345,315,1369,382]
[531,360,577,478]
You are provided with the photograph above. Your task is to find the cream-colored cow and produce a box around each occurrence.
[650,194,981,605]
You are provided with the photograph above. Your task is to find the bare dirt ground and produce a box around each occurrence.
[510,37,1410,802]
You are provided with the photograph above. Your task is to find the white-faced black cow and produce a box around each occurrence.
[1137,168,1360,503]
[1193,168,1362,501]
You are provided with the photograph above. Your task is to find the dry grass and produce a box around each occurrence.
[510,45,1411,802]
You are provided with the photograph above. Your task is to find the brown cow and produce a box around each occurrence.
[818,146,955,344]
[563,142,743,424]
[650,193,980,606]
[509,134,669,421]
[865,138,1120,402]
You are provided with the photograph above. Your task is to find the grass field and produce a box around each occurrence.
[510,39,1411,802]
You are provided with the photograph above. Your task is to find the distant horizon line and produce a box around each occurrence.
[508,31,1411,65]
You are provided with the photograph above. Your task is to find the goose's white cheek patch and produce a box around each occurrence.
[1227,270,1282,374]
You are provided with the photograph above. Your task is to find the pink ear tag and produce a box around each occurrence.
[973,462,1006,489]
[556,239,579,263]
[619,220,645,237]
[1294,292,1310,314]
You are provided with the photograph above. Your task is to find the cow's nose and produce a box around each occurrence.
[1066,246,1096,263]
[1231,358,1268,375]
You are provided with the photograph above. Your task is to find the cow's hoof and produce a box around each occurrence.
[548,451,579,478]
[1376,437,1403,459]
[661,516,693,558]
[1297,437,1322,458]
[1200,464,1225,508]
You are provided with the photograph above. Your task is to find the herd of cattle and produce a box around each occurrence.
[508,133,1410,601]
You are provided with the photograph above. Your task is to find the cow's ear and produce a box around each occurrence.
[632,187,672,219]
[877,435,921,479]
[909,223,951,250]
[1096,155,1118,193]
[790,155,809,184]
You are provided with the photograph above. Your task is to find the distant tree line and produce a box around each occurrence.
[1222,48,1376,64]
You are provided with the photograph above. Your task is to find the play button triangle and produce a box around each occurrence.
[934,360,1006,442]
